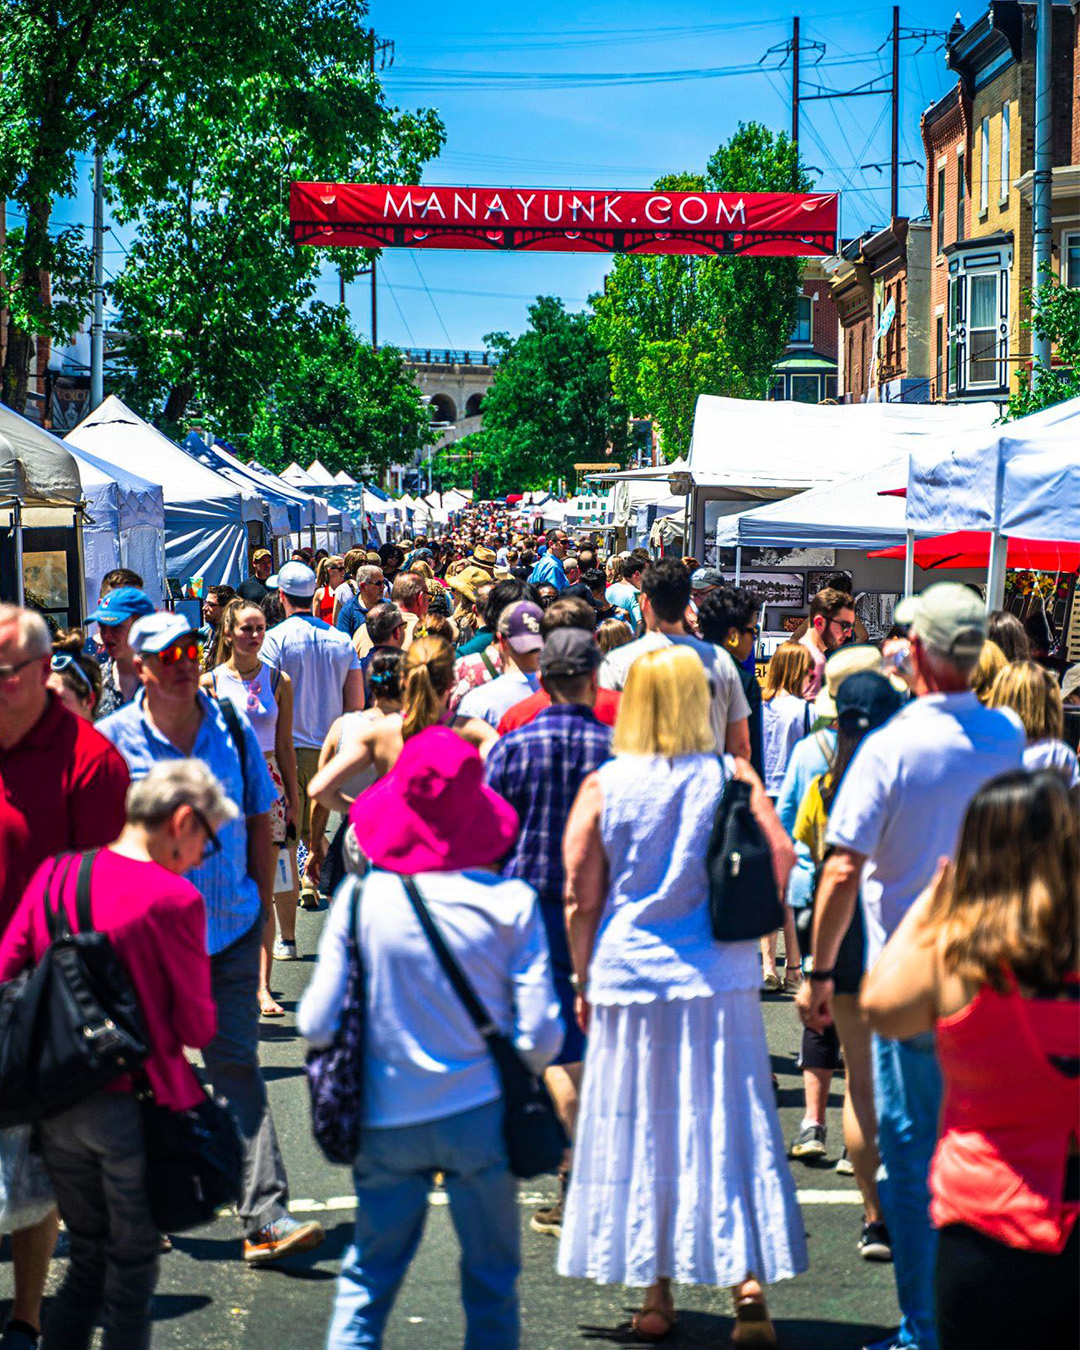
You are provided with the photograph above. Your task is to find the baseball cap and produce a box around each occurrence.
[541,628,601,679]
[274,560,317,599]
[835,670,903,737]
[812,644,883,722]
[894,583,985,660]
[1061,663,1080,703]
[252,548,272,563]
[690,566,724,593]
[497,601,544,653]
[129,612,200,655]
[88,587,155,627]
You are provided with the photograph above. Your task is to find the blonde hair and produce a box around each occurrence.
[987,659,1064,742]
[612,646,715,756]
[315,555,344,589]
[597,618,633,655]
[209,598,264,669]
[401,636,455,740]
[969,639,1008,705]
[762,641,813,701]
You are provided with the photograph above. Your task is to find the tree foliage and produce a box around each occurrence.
[431,296,627,494]
[1002,267,1080,421]
[591,123,810,459]
[248,309,434,477]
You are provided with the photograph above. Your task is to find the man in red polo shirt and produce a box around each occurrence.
[0,604,129,1350]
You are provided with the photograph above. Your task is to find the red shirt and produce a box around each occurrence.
[0,849,215,1111]
[0,694,130,933]
[498,686,621,735]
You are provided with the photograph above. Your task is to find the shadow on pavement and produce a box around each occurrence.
[151,1293,213,1321]
[575,1310,894,1347]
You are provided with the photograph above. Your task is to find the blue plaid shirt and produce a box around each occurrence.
[97,689,277,955]
[484,703,612,904]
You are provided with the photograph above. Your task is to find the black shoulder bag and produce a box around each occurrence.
[401,876,567,1179]
[0,852,149,1127]
[707,758,785,942]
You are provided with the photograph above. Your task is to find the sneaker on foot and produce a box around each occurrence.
[859,1220,893,1262]
[789,1122,827,1160]
[835,1146,855,1175]
[243,1215,325,1265]
[272,937,297,961]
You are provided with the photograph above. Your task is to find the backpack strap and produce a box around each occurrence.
[42,854,76,942]
[479,648,499,680]
[73,850,100,934]
[215,696,251,812]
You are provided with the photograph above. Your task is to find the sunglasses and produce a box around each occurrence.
[154,640,203,667]
[50,653,94,696]
[740,624,762,638]
[189,805,222,863]
[829,619,855,634]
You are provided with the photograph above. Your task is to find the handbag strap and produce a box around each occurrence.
[42,854,77,942]
[73,850,99,934]
[399,875,498,1040]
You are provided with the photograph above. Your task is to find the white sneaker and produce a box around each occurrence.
[272,938,297,961]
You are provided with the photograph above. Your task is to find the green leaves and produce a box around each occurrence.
[1002,266,1080,422]
[591,123,810,460]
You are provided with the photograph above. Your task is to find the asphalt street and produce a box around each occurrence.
[3,901,900,1349]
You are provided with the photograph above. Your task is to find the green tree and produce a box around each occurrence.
[433,296,626,495]
[1002,267,1080,421]
[592,123,811,459]
[247,309,434,477]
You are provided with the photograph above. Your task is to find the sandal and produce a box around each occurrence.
[762,972,783,993]
[259,991,285,1018]
[630,1306,676,1343]
[731,1287,777,1347]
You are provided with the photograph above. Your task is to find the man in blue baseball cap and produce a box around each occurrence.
[87,587,156,717]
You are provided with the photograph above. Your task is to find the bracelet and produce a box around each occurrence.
[809,968,836,983]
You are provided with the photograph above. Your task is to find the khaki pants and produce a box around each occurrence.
[295,745,322,843]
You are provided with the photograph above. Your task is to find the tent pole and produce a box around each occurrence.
[903,529,915,598]
[986,531,1008,612]
[734,545,742,586]
[14,501,24,606]
[682,495,689,557]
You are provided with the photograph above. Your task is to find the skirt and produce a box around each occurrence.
[557,990,807,1289]
[266,753,287,846]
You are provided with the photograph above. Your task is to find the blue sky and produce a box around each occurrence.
[73,0,964,352]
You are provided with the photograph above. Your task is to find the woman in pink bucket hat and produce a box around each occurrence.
[299,726,562,1349]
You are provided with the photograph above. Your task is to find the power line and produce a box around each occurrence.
[408,253,456,348]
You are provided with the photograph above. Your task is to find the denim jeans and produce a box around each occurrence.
[38,1091,159,1350]
[326,1098,519,1349]
[872,1031,944,1350]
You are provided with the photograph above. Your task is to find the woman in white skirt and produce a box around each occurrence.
[559,646,807,1346]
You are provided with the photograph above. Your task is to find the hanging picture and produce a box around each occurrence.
[736,572,806,609]
[806,568,853,598]
[855,590,901,642]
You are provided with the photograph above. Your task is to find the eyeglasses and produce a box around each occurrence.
[189,805,222,863]
[0,654,42,681]
[50,653,94,696]
[153,640,203,667]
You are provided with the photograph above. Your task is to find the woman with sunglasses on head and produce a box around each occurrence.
[0,759,228,1350]
[48,631,103,720]
[202,599,300,1016]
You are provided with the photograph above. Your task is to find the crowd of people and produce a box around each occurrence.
[0,505,1077,1350]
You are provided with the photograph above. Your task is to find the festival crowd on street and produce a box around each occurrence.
[0,504,1077,1350]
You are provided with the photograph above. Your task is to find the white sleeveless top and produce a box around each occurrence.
[588,752,759,1005]
[210,664,279,756]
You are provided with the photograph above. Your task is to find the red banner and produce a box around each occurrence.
[291,183,839,257]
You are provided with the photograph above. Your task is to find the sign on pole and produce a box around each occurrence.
[291,183,839,257]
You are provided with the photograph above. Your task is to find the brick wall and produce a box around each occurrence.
[805,278,839,359]
[922,87,970,398]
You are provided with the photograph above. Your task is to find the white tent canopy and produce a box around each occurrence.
[333,469,357,485]
[281,461,320,487]
[0,404,82,510]
[68,443,167,609]
[68,396,262,587]
[1000,427,1080,540]
[305,458,338,486]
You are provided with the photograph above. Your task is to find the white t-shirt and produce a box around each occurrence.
[826,692,1025,964]
[1024,738,1080,787]
[598,630,751,750]
[457,667,540,728]
[260,614,362,750]
[333,579,358,607]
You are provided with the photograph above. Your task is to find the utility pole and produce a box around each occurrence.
[371,259,378,350]
[1031,0,1052,370]
[890,6,900,220]
[90,151,105,407]
[792,16,800,151]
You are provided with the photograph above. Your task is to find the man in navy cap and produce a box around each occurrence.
[87,587,156,718]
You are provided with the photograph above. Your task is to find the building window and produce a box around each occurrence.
[790,374,820,403]
[768,376,786,400]
[947,279,962,393]
[980,117,990,210]
[1062,232,1080,288]
[936,166,947,252]
[936,315,944,395]
[968,274,998,385]
[824,375,838,401]
[999,103,1010,202]
[947,264,1009,394]
[790,295,813,345]
[955,152,965,240]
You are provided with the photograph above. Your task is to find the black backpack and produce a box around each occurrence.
[0,851,150,1127]
[706,759,785,943]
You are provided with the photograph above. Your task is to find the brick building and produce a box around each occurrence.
[767,259,839,403]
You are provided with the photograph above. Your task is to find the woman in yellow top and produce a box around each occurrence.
[793,670,903,1264]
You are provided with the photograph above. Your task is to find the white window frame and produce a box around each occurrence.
[980,117,990,211]
[1062,230,1080,289]
[999,102,1011,205]
[946,249,1011,396]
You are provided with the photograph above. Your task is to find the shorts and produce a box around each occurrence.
[799,1021,842,1072]
[295,745,322,840]
[266,752,287,846]
[538,894,585,1067]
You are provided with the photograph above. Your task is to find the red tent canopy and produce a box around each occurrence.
[869,531,1080,571]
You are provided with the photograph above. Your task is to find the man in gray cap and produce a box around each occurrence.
[483,626,612,1239]
[798,583,1024,1350]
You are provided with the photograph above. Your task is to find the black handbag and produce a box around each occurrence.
[0,852,150,1127]
[401,876,567,1180]
[707,759,785,943]
[305,878,366,1165]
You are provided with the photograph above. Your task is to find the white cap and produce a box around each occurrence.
[129,611,200,655]
[274,560,317,599]
[894,582,986,660]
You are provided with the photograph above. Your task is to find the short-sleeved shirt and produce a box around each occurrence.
[826,692,1025,964]
[236,576,269,604]
[449,647,504,713]
[260,613,362,750]
[497,686,621,734]
[1023,738,1080,787]
[605,582,641,631]
[775,729,836,909]
[335,596,368,639]
[598,630,751,751]
[528,553,569,591]
[457,668,540,728]
[98,690,278,954]
[762,693,812,795]
[0,694,130,932]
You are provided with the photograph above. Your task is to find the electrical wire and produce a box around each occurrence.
[408,252,456,348]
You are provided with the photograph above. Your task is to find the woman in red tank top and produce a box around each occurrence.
[862,769,1079,1350]
[312,557,344,624]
